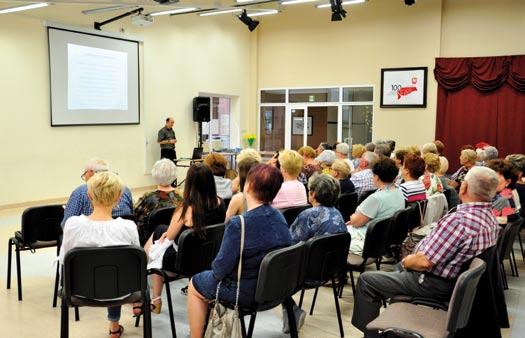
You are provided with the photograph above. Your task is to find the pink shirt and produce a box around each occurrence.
[272,180,308,209]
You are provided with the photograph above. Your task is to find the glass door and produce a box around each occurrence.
[289,106,308,150]
[306,106,339,150]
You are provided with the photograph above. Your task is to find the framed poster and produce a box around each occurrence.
[292,116,313,135]
[264,110,273,133]
[381,67,427,108]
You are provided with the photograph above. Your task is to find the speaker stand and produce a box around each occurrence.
[197,121,203,149]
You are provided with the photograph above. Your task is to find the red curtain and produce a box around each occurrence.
[434,56,525,171]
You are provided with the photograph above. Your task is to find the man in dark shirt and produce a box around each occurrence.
[158,117,177,161]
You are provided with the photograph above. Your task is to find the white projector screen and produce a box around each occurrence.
[48,27,140,126]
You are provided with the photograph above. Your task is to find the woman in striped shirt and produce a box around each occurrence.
[399,154,427,203]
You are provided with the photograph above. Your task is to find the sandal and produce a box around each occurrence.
[181,285,188,296]
[109,325,124,338]
[132,297,162,316]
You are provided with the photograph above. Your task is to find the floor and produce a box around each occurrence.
[1,205,524,338]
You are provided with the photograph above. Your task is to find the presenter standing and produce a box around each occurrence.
[158,117,177,162]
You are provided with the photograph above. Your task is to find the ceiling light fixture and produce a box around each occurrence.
[281,0,317,5]
[238,9,259,31]
[235,0,256,3]
[199,8,243,16]
[316,0,365,9]
[150,7,197,16]
[404,0,416,5]
[247,9,279,17]
[0,2,48,14]
[82,5,137,15]
[330,0,347,21]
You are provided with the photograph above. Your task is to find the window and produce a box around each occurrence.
[289,88,340,103]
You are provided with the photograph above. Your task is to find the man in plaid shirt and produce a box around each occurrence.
[351,151,379,198]
[352,166,500,338]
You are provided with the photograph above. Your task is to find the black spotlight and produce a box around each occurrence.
[238,10,259,32]
[330,0,347,22]
[404,0,416,5]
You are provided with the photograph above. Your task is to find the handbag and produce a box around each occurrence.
[204,215,246,338]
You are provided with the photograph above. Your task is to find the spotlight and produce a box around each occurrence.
[330,0,347,21]
[238,9,259,31]
[404,0,416,5]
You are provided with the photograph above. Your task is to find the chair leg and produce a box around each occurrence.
[7,238,13,290]
[298,289,305,309]
[509,257,516,277]
[518,231,525,261]
[143,296,153,338]
[284,298,299,338]
[60,299,69,338]
[135,314,141,327]
[309,288,319,316]
[15,245,22,301]
[511,249,519,277]
[349,271,356,296]
[74,306,80,321]
[501,263,508,290]
[240,315,247,338]
[247,313,257,338]
[165,281,177,338]
[53,262,60,307]
[331,278,344,337]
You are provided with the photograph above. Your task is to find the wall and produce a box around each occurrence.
[0,7,253,206]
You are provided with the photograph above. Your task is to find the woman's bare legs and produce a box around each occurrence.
[187,279,209,338]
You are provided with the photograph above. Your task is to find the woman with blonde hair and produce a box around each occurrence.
[449,149,477,190]
[298,145,322,183]
[352,144,366,169]
[272,150,308,208]
[59,172,140,338]
[421,153,443,196]
[330,159,355,194]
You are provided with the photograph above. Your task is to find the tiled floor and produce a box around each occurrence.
[1,205,524,337]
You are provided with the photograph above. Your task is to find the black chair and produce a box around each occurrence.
[141,206,176,245]
[366,258,486,338]
[336,192,358,221]
[222,242,306,338]
[406,199,427,232]
[357,189,376,205]
[142,223,226,338]
[297,233,350,337]
[6,204,63,304]
[60,246,152,338]
[386,207,412,262]
[340,217,393,296]
[496,217,522,288]
[281,205,311,226]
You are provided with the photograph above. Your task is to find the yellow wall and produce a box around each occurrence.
[0,7,253,206]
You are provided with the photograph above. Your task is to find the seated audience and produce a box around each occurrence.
[187,164,292,338]
[351,166,500,338]
[399,154,427,203]
[284,173,347,333]
[386,140,396,154]
[59,172,140,338]
[421,153,444,197]
[506,154,525,217]
[225,157,260,220]
[346,157,404,254]
[486,159,519,223]
[449,148,477,190]
[142,163,226,313]
[61,158,133,227]
[352,144,367,169]
[351,151,379,198]
[232,148,262,193]
[134,159,183,245]
[204,153,232,200]
[437,156,460,209]
[433,139,445,156]
[478,145,499,165]
[316,142,332,155]
[316,149,337,173]
[408,145,422,157]
[330,159,355,194]
[365,142,376,152]
[422,142,438,155]
[298,145,322,184]
[374,142,392,158]
[394,148,409,184]
[272,150,308,208]
[335,142,355,171]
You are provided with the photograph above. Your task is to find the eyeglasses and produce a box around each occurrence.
[81,169,111,181]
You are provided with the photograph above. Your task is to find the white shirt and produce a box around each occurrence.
[59,215,140,264]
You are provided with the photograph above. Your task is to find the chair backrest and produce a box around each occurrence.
[388,206,412,246]
[175,223,226,276]
[336,192,358,221]
[406,200,427,231]
[21,204,64,243]
[145,206,176,239]
[357,189,376,205]
[362,217,393,260]
[497,217,523,260]
[423,193,448,225]
[62,245,147,302]
[303,232,351,284]
[254,242,306,307]
[446,258,487,333]
[281,205,310,226]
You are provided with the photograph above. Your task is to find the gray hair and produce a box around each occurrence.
[85,158,109,173]
[464,166,498,202]
[336,142,350,156]
[361,151,379,168]
[506,154,525,173]
[422,143,438,155]
[480,146,498,161]
[375,144,392,157]
[308,173,340,207]
[365,142,376,152]
[316,150,337,165]
[151,159,177,186]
